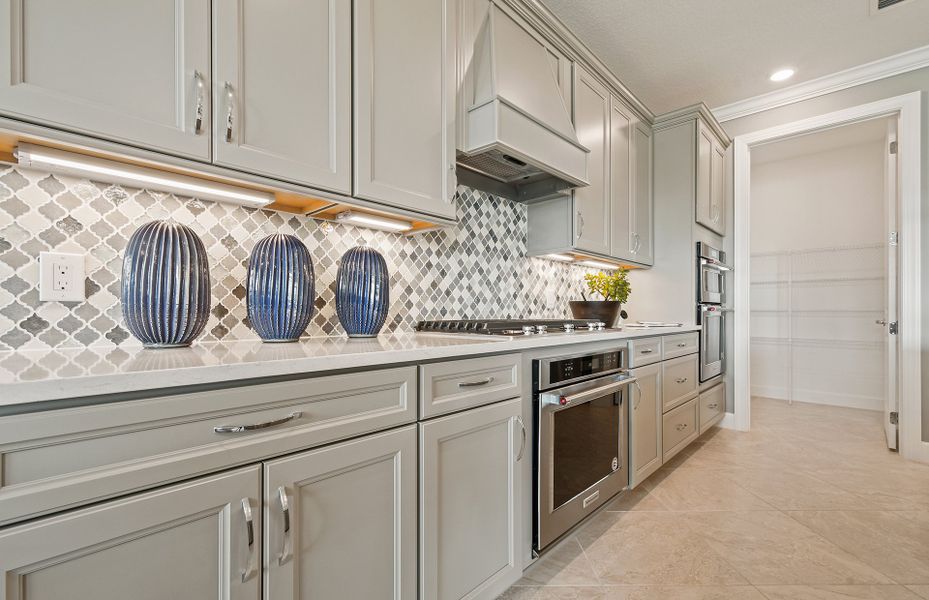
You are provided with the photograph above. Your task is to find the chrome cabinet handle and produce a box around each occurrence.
[675,377,688,384]
[278,486,291,565]
[876,319,887,326]
[677,342,687,348]
[632,379,643,410]
[458,377,494,388]
[214,412,302,434]
[224,82,235,142]
[576,211,585,239]
[676,423,688,431]
[515,416,526,462]
[193,70,205,134]
[640,348,654,354]
[632,232,641,253]
[707,403,718,409]
[240,498,256,582]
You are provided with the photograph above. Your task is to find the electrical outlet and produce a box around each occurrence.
[39,252,85,302]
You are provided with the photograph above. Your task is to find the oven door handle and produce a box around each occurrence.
[700,259,731,272]
[544,377,637,408]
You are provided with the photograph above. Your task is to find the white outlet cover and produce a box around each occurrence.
[39,252,85,302]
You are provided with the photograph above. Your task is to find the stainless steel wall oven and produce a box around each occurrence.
[696,242,730,383]
[532,348,636,553]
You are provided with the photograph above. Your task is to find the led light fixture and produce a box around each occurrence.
[335,211,413,232]
[577,259,619,270]
[542,253,575,262]
[14,143,274,208]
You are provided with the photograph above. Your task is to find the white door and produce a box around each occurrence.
[420,398,523,600]
[264,426,417,600]
[0,466,261,600]
[213,0,351,192]
[354,0,457,219]
[0,0,211,160]
[883,119,899,450]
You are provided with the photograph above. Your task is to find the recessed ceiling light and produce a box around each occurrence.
[769,68,795,82]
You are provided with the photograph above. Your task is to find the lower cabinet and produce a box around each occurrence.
[264,425,417,600]
[628,363,662,488]
[662,398,699,462]
[420,398,524,600]
[0,466,262,600]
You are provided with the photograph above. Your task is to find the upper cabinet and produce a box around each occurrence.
[353,0,457,220]
[631,121,654,264]
[695,118,728,235]
[573,66,612,256]
[0,0,211,160]
[213,0,351,192]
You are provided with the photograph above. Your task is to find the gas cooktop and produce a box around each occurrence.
[415,319,610,336]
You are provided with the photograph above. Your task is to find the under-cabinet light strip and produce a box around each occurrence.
[335,211,413,232]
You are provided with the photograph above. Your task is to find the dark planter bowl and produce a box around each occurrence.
[569,300,622,327]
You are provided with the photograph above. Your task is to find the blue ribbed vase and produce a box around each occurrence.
[246,234,315,342]
[335,246,389,338]
[121,221,211,348]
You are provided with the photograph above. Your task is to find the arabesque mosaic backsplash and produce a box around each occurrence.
[0,166,590,351]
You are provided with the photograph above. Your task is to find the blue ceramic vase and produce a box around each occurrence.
[247,234,315,342]
[121,221,211,348]
[335,246,389,338]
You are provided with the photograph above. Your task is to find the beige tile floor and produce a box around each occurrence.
[500,397,929,600]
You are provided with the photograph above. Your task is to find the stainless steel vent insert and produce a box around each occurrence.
[457,149,544,183]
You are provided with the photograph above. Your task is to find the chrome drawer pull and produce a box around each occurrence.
[707,403,718,409]
[640,349,654,354]
[278,486,292,565]
[515,416,527,462]
[458,377,494,388]
[675,377,688,384]
[677,342,687,348]
[214,411,302,434]
[240,498,256,582]
[676,423,688,431]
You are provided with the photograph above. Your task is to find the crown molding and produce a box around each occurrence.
[712,44,929,122]
[653,102,731,146]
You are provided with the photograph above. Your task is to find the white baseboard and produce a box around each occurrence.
[752,390,882,411]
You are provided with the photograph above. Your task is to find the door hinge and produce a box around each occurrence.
[889,231,898,246]
[889,140,898,154]
[890,411,899,425]
[889,321,898,335]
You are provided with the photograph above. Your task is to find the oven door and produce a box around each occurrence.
[698,260,729,305]
[698,304,724,381]
[535,374,634,552]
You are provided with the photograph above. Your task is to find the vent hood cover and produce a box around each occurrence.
[457,2,589,202]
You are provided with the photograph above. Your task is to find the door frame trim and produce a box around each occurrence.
[730,91,927,463]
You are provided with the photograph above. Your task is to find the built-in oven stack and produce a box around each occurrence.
[531,348,636,553]
[696,242,730,383]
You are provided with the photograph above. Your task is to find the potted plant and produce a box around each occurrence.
[569,269,631,327]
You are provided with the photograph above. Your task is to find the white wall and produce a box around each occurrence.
[721,66,929,440]
[749,139,886,411]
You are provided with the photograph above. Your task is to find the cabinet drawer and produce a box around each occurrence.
[420,354,521,418]
[699,382,725,433]
[663,398,698,461]
[627,337,661,367]
[660,354,699,412]
[662,332,699,360]
[0,366,416,526]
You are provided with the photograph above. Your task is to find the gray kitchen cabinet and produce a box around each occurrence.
[630,121,654,265]
[628,362,662,488]
[0,466,261,600]
[0,0,211,160]
[420,398,523,600]
[572,65,612,256]
[609,96,634,261]
[353,0,457,219]
[213,0,351,192]
[264,425,417,600]
[695,118,727,235]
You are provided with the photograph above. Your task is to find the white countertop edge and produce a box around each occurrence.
[1,326,700,407]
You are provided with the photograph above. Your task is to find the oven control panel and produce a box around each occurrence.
[547,351,619,387]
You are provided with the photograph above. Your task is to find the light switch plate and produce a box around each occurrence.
[39,252,85,302]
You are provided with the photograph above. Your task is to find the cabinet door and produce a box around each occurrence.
[265,426,416,600]
[354,0,457,219]
[0,0,210,159]
[213,0,351,192]
[695,120,714,231]
[629,363,661,488]
[0,466,260,600]
[631,122,654,265]
[609,96,634,261]
[572,66,611,256]
[421,398,523,600]
[709,139,726,235]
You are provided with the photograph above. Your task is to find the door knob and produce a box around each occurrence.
[875,319,887,326]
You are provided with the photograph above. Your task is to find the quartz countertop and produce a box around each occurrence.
[0,326,700,407]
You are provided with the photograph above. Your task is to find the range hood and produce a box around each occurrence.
[457,2,589,202]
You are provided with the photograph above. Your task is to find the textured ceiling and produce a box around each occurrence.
[540,0,929,115]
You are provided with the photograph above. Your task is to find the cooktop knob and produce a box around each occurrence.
[522,325,535,335]
[563,323,576,332]
[536,324,548,333]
